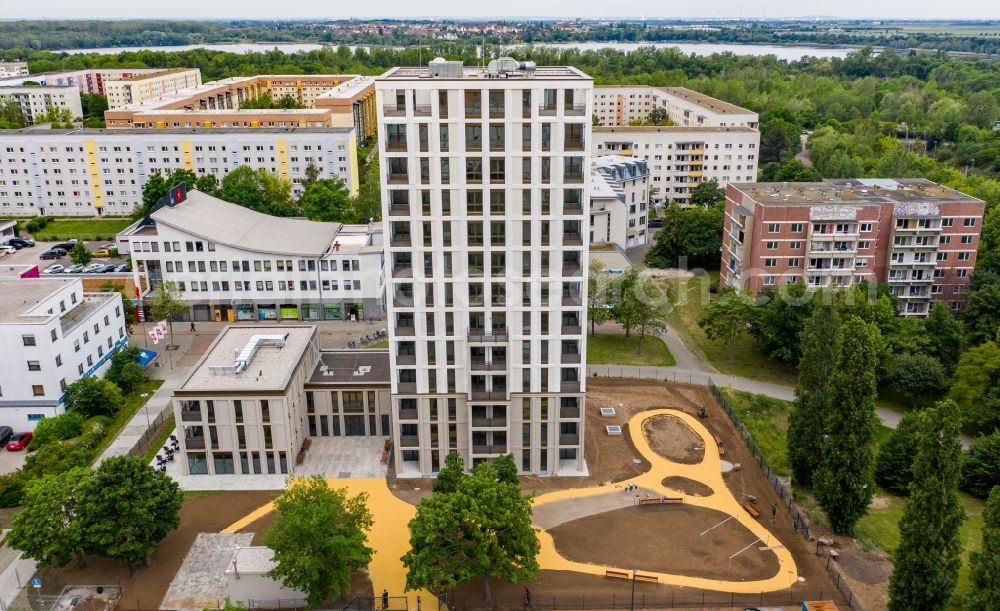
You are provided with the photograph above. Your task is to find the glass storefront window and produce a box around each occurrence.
[188,452,208,475]
[324,304,342,320]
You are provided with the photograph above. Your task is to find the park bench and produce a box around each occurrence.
[638,496,685,505]
[714,434,726,456]
[634,573,659,583]
[743,502,761,518]
[605,569,630,580]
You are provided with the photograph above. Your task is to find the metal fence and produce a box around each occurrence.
[445,587,848,609]
[126,412,174,459]
[708,378,865,611]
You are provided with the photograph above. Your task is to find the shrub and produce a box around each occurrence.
[23,441,92,478]
[62,377,124,418]
[27,412,85,450]
[962,431,1000,499]
[0,471,27,507]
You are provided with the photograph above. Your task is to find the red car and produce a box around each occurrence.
[6,432,32,451]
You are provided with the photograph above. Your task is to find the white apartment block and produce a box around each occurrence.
[105,68,203,109]
[173,325,392,477]
[0,68,165,94]
[377,58,590,477]
[0,63,29,78]
[0,127,359,217]
[593,85,759,129]
[119,189,385,323]
[0,277,127,429]
[589,155,650,250]
[593,126,760,205]
[0,86,83,124]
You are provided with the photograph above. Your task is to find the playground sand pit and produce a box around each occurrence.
[662,476,713,497]
[643,414,705,464]
[549,504,780,581]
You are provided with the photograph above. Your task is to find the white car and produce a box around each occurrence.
[3,246,15,254]
[83,263,106,273]
[43,264,65,274]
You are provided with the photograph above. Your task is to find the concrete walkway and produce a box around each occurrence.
[95,378,180,466]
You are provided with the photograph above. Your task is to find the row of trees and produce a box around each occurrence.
[587,265,670,352]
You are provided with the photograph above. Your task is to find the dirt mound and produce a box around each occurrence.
[661,476,713,497]
[643,414,704,464]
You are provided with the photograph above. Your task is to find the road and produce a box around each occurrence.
[795,132,813,167]
[619,323,974,448]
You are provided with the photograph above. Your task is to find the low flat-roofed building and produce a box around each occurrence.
[119,188,385,322]
[172,325,391,477]
[0,277,126,428]
[0,85,82,123]
[0,63,29,78]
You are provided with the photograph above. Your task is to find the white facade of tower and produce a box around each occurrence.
[376,60,592,477]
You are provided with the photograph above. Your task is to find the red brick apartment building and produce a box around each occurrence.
[721,179,985,316]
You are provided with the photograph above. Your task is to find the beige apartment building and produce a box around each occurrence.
[105,68,203,109]
[0,85,82,124]
[593,85,759,129]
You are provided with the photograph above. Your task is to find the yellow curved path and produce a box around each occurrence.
[532,408,799,593]
[222,478,437,604]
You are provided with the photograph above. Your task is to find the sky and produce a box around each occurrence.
[8,0,1000,20]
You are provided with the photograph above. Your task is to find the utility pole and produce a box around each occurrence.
[629,568,637,611]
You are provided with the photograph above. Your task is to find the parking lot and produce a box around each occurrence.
[1,239,127,274]
[0,446,28,475]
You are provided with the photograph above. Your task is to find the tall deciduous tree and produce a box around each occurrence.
[888,400,966,611]
[62,376,124,418]
[886,353,949,408]
[78,457,182,572]
[962,283,1000,347]
[690,179,725,208]
[814,316,883,534]
[586,260,612,336]
[874,411,923,495]
[924,302,963,373]
[948,340,1000,434]
[299,178,356,222]
[751,283,815,364]
[788,303,840,487]
[433,451,465,494]
[645,203,724,270]
[633,277,671,353]
[961,431,1000,499]
[403,461,538,603]
[699,287,756,363]
[9,468,92,568]
[219,166,297,217]
[964,486,1000,610]
[69,242,92,266]
[148,280,188,343]
[264,477,373,609]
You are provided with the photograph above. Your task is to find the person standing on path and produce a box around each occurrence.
[382,589,389,609]
[190,321,196,333]
[771,503,778,522]
[523,586,531,609]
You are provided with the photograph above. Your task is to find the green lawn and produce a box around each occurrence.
[664,273,798,385]
[719,388,793,477]
[141,421,176,463]
[33,218,133,241]
[586,333,676,367]
[90,379,165,461]
[364,339,389,349]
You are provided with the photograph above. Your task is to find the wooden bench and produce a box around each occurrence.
[743,502,761,518]
[714,434,726,456]
[634,573,659,583]
[605,569,630,580]
[639,497,685,505]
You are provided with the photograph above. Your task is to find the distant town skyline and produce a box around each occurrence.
[8,0,999,21]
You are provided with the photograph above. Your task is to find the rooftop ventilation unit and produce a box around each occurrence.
[210,333,287,375]
[485,57,536,79]
[428,58,464,78]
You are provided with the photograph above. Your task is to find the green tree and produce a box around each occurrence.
[874,411,923,495]
[646,106,672,125]
[948,340,1000,433]
[402,461,538,603]
[788,303,840,487]
[633,277,671,353]
[62,376,124,418]
[964,486,1000,610]
[888,400,966,611]
[645,203,724,269]
[760,118,800,163]
[886,353,949,408]
[0,98,26,129]
[99,280,135,334]
[104,346,145,394]
[924,302,963,373]
[961,431,1000,499]
[148,281,188,344]
[962,283,1000,347]
[27,411,84,450]
[699,288,756,363]
[814,316,883,534]
[433,451,465,494]
[750,283,815,364]
[758,159,821,182]
[78,456,182,571]
[219,166,298,216]
[69,242,92,266]
[35,106,74,128]
[9,468,92,568]
[264,477,373,609]
[299,178,356,222]
[493,454,519,485]
[302,161,322,189]
[80,93,108,119]
[586,260,612,335]
[690,179,725,208]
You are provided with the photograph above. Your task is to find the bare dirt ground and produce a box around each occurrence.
[38,491,277,611]
[549,504,778,581]
[643,414,705,464]
[662,476,714,497]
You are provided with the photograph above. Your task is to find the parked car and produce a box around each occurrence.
[83,263,106,273]
[53,239,78,250]
[42,264,65,274]
[63,264,85,274]
[91,248,114,258]
[648,219,663,229]
[8,237,35,248]
[0,426,13,447]
[5,432,32,451]
[40,248,66,260]
[113,263,132,273]
[94,264,118,273]
[3,246,15,254]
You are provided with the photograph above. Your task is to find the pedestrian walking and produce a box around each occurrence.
[523,586,531,609]
[190,321,196,332]
[382,589,389,609]
[771,503,778,522]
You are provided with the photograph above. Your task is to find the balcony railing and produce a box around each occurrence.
[399,435,419,447]
[388,204,409,217]
[560,406,581,419]
[564,203,584,215]
[469,327,508,342]
[382,105,405,117]
[385,139,407,152]
[562,265,582,276]
[390,234,411,247]
[561,352,581,364]
[398,408,418,420]
[397,382,417,393]
[395,325,416,337]
[562,294,582,307]
[387,173,409,185]
[396,354,416,366]
[565,104,587,116]
[565,138,585,151]
[471,417,507,428]
[470,389,507,400]
[180,410,202,422]
[562,324,582,335]
[561,380,581,392]
[392,264,412,277]
[564,232,583,246]
[185,437,206,450]
[472,443,508,454]
[559,433,580,445]
[564,172,584,184]
[471,359,507,371]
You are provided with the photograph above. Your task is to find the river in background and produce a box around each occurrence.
[54,40,857,61]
